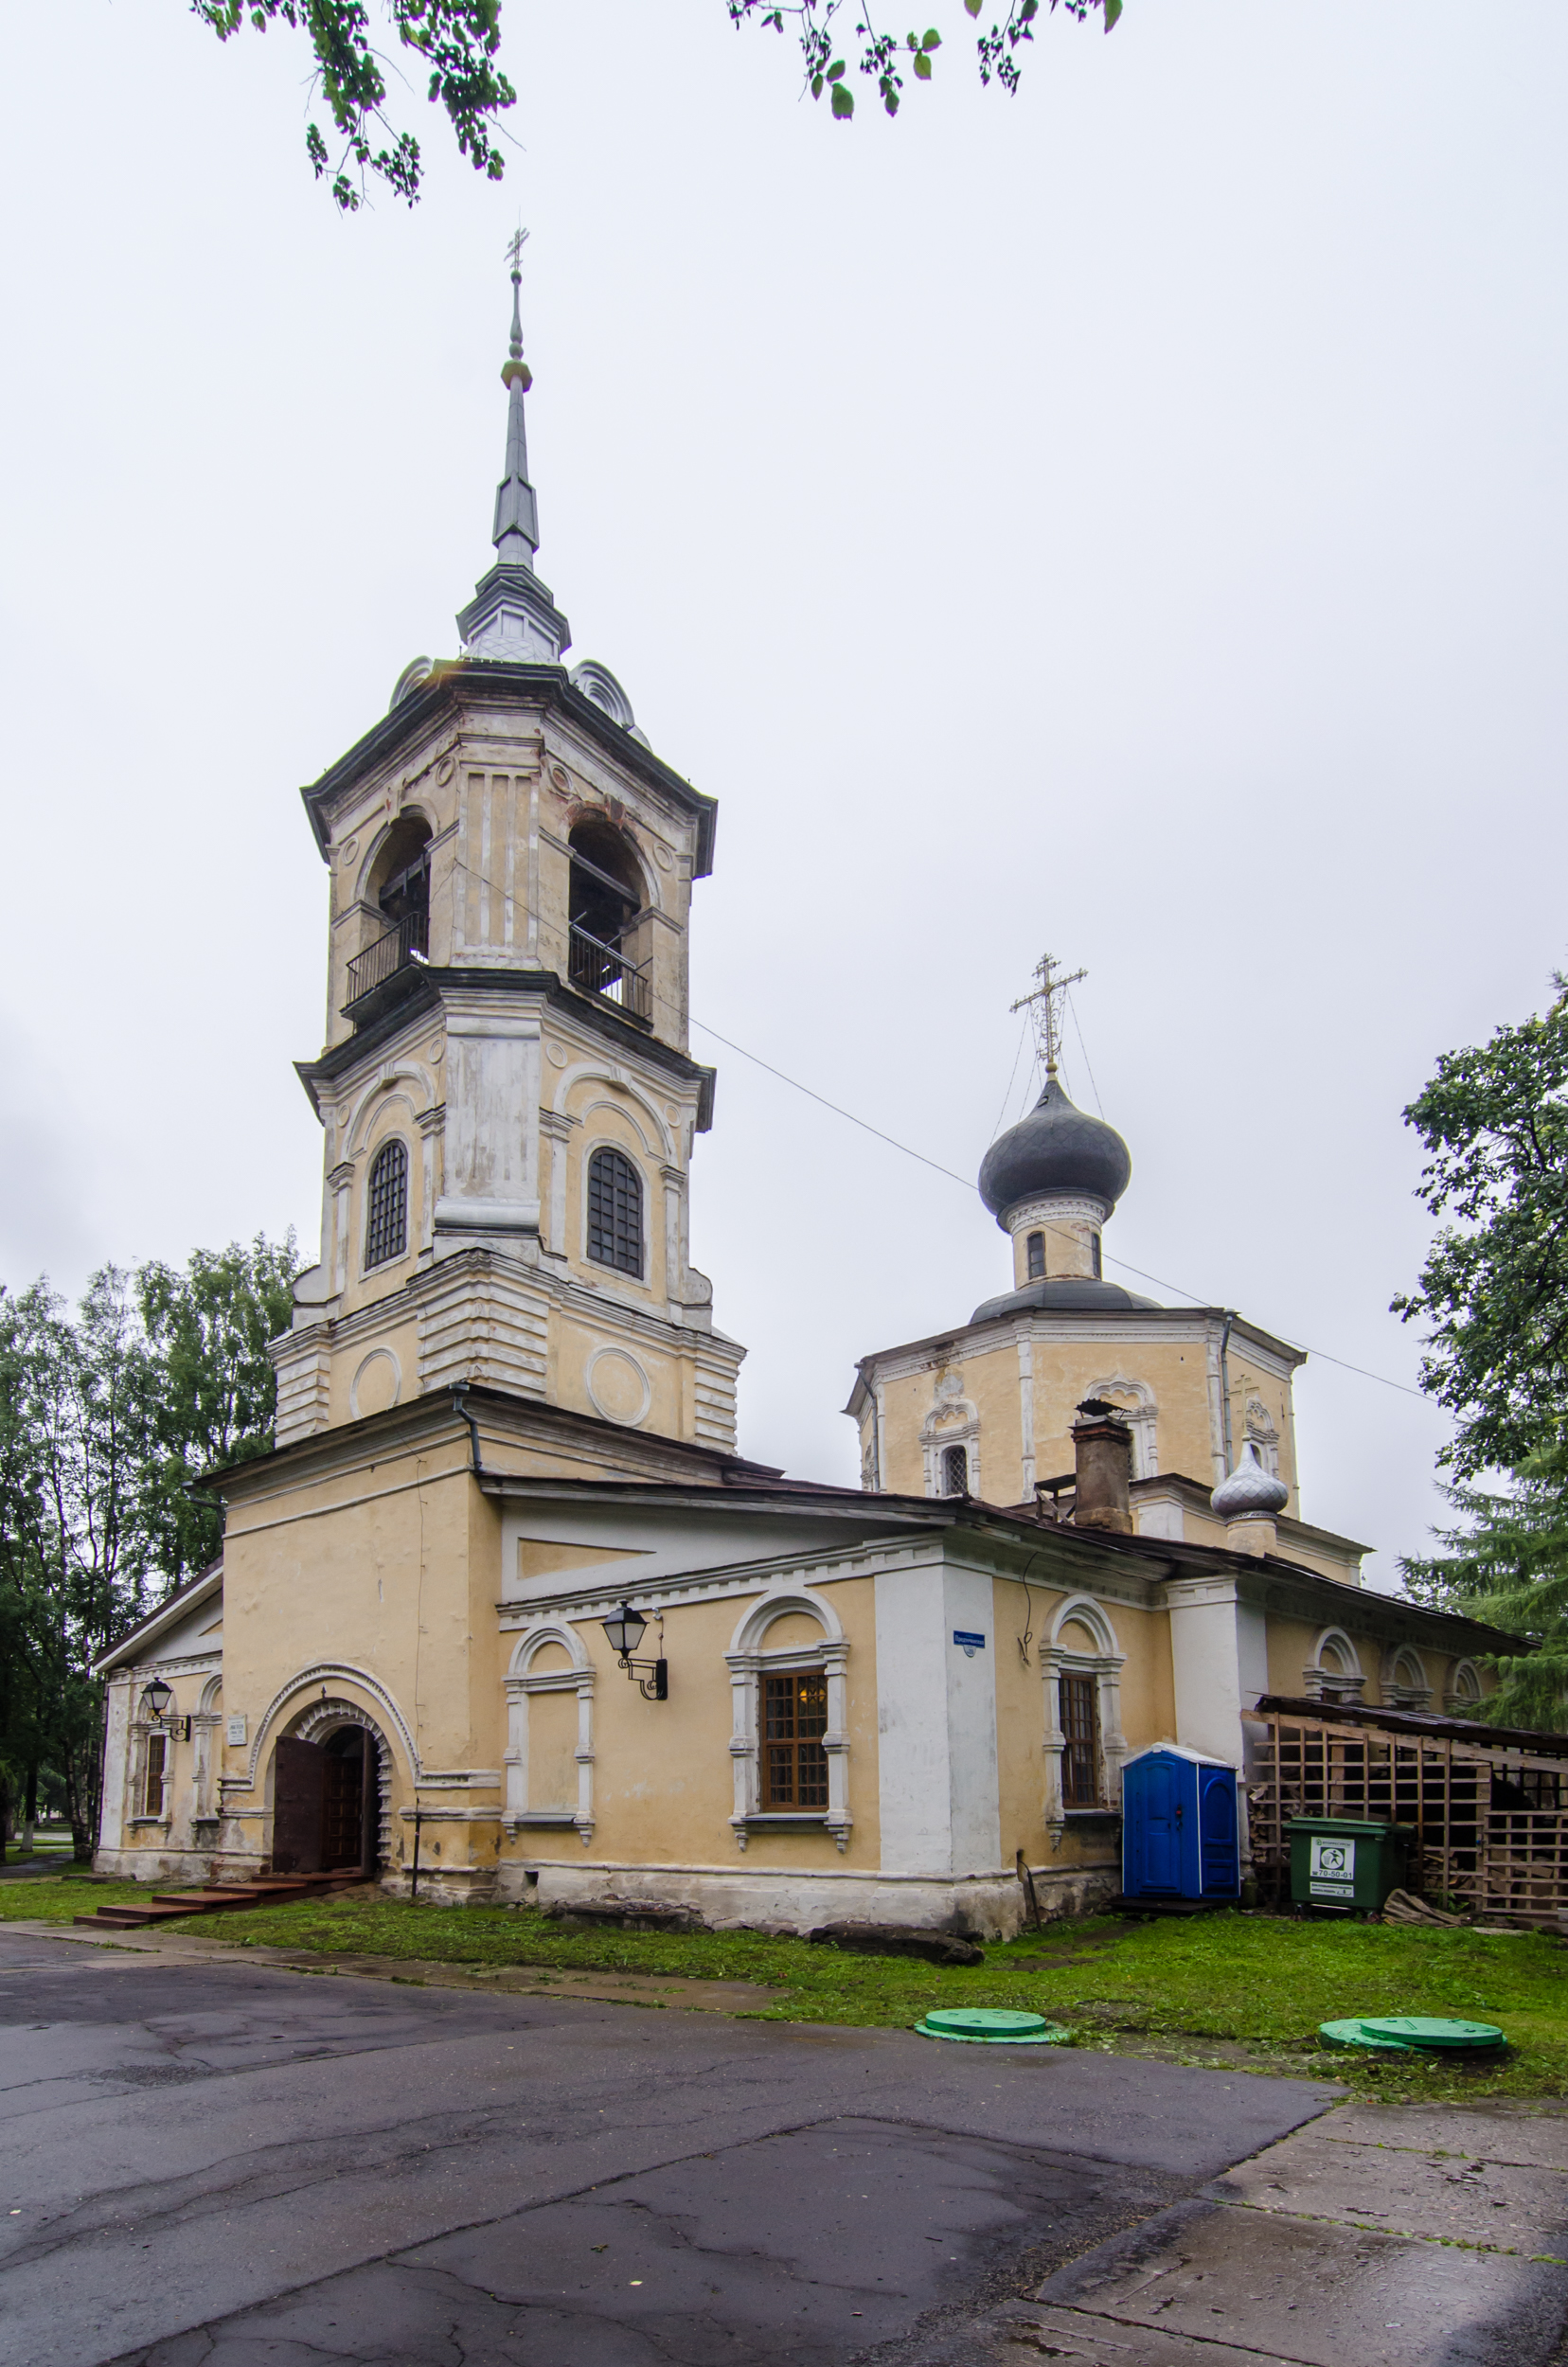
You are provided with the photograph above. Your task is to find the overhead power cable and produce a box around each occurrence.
[445,850,1429,1405]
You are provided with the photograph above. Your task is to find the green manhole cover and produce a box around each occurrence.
[1360,2016,1506,2051]
[916,2007,1070,2046]
[1318,2020,1417,2054]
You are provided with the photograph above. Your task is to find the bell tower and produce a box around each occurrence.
[272,243,743,1458]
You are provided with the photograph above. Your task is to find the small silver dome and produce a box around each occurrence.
[1211,1443,1290,1522]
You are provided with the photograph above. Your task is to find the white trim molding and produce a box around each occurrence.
[724,1588,851,1853]
[1041,1593,1128,1827]
[1382,1644,1433,1711]
[1304,1626,1365,1703]
[504,1622,597,1844]
[919,1368,981,1502]
[1446,1657,1484,1716]
[1084,1374,1159,1480]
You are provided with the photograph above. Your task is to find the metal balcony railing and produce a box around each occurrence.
[569,924,651,1022]
[345,910,429,1011]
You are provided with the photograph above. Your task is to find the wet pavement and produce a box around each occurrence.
[0,1924,1337,2366]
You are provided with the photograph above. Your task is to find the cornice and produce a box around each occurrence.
[295,968,717,1120]
[298,665,717,876]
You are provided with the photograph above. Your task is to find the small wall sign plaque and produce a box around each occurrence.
[225,1715,247,1747]
[953,1630,987,1658]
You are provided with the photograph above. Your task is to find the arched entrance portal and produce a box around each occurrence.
[271,1706,387,1877]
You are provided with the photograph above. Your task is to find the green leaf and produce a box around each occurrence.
[913,49,932,77]
[829,79,855,116]
[825,57,846,79]
[922,26,941,45]
[964,0,982,14]
[811,71,824,96]
[1104,0,1123,25]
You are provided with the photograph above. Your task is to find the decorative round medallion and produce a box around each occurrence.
[549,762,571,793]
[436,756,456,786]
[664,1102,679,1123]
[340,837,359,865]
[653,844,674,873]
[545,1041,568,1069]
[585,1346,652,1428]
[349,1347,402,1420]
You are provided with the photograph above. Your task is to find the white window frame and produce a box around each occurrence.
[1446,1658,1483,1716]
[1084,1375,1159,1481]
[504,1624,597,1845]
[1382,1645,1433,1711]
[1041,1595,1128,1824]
[1305,1626,1365,1703]
[725,1589,850,1852]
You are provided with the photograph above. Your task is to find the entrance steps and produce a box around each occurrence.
[74,1870,365,1932]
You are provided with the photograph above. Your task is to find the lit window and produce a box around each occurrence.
[762,1671,829,1808]
[587,1147,643,1276]
[941,1444,969,1496]
[365,1140,409,1269]
[1026,1231,1045,1279]
[143,1733,168,1818]
[1060,1675,1099,1807]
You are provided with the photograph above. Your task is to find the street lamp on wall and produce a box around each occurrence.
[600,1605,668,1700]
[140,1676,191,1741]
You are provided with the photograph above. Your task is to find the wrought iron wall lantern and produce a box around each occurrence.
[140,1676,191,1741]
[600,1604,668,1700]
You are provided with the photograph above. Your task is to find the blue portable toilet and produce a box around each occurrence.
[1121,1746,1240,1901]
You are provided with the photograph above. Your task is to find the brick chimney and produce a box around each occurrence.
[1071,1399,1133,1536]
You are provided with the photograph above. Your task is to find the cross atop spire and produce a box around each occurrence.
[1010,952,1088,1082]
[456,233,572,665]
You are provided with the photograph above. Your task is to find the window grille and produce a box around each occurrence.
[1060,1675,1099,1807]
[762,1671,829,1809]
[587,1147,644,1276]
[941,1444,969,1496]
[1026,1231,1045,1279]
[143,1732,168,1818]
[365,1140,409,1269]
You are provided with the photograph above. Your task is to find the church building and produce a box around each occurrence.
[94,264,1507,1933]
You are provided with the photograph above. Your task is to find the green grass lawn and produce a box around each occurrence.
[6,1877,1562,2101]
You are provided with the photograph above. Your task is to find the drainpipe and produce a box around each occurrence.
[452,1386,483,1476]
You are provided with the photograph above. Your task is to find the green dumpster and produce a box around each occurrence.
[1286,1817,1415,1915]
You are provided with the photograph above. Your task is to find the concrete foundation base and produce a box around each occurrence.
[482,1858,1120,1938]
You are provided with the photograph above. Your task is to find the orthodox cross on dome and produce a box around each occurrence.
[1010,952,1087,1082]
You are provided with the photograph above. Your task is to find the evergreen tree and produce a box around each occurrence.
[1397,987,1568,1723]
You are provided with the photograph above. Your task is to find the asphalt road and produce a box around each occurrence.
[0,1925,1340,2366]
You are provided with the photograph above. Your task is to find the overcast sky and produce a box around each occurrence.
[3,2,1564,1587]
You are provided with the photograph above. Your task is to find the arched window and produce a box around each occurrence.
[1091,1233,1102,1279]
[587,1147,643,1276]
[1026,1231,1045,1279]
[365,1140,409,1269]
[941,1443,969,1496]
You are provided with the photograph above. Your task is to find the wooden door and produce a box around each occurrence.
[322,1735,365,1870]
[273,1736,325,1873]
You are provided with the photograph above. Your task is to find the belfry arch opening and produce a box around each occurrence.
[347,814,433,1016]
[567,817,650,1020]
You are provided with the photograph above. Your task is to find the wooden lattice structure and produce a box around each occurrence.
[1248,1696,1568,1927]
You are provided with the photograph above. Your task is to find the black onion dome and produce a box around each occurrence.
[977,1077,1132,1223]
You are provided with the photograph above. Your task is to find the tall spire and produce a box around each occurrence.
[456,230,572,666]
[492,227,539,567]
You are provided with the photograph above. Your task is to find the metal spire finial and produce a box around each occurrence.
[454,229,572,665]
[1010,952,1088,1082]
[502,225,531,391]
